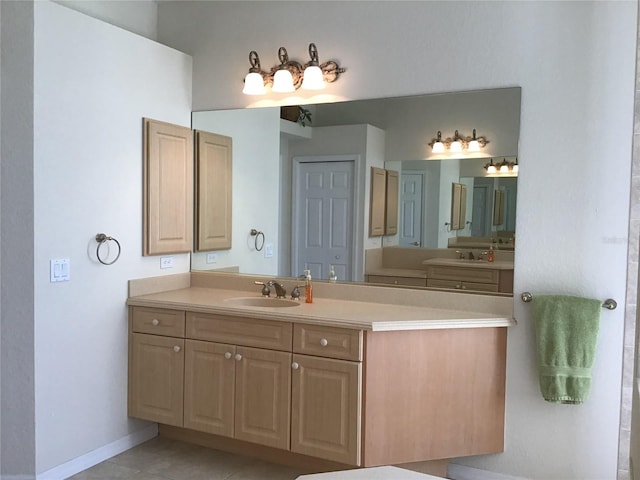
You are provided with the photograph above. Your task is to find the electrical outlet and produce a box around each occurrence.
[160,256,174,269]
[206,253,218,264]
[264,243,274,258]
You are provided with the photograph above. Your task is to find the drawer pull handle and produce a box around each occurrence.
[320,338,328,347]
[152,319,159,326]
[173,346,181,353]
[291,362,299,370]
[235,354,242,361]
[224,352,232,360]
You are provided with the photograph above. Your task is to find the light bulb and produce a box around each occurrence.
[272,69,295,93]
[432,141,445,154]
[242,72,265,95]
[301,65,324,90]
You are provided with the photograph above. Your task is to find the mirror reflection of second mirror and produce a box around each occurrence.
[191,87,520,295]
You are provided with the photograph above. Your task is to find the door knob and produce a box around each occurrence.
[411,241,420,246]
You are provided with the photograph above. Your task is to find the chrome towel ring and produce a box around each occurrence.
[95,233,121,265]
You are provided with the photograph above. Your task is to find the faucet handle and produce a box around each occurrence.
[254,281,271,297]
[291,285,302,300]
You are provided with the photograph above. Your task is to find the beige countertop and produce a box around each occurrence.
[365,268,428,278]
[127,286,515,331]
[423,258,514,270]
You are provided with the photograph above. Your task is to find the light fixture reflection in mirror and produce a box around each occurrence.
[191,87,521,289]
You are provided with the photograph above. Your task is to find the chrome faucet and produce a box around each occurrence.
[267,281,287,298]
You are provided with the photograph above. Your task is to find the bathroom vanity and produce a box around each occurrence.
[127,272,514,470]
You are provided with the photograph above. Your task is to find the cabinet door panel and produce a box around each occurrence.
[195,130,232,251]
[291,354,362,466]
[369,167,386,236]
[129,333,184,427]
[184,340,235,437]
[234,347,291,449]
[143,118,193,255]
[384,170,399,235]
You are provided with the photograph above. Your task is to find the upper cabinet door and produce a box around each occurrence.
[195,130,233,252]
[143,118,193,256]
[369,167,387,237]
[384,170,399,236]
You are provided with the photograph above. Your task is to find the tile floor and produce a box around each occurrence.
[66,436,316,480]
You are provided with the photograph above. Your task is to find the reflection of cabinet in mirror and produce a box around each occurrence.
[450,182,467,230]
[493,189,505,226]
[143,118,193,256]
[195,130,232,251]
[369,167,399,236]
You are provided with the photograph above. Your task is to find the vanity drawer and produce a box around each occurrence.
[131,307,185,337]
[293,324,363,361]
[426,266,499,284]
[366,275,427,287]
[186,312,293,351]
[427,279,499,292]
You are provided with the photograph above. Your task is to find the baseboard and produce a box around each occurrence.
[36,424,158,480]
[447,463,529,480]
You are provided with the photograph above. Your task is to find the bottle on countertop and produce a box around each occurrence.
[328,265,337,283]
[487,245,495,263]
[304,269,313,304]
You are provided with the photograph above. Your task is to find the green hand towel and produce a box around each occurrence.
[532,295,602,404]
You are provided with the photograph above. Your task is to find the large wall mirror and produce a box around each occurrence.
[191,87,521,291]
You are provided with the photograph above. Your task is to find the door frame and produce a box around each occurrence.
[291,155,362,281]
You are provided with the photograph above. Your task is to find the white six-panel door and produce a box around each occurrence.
[292,160,355,281]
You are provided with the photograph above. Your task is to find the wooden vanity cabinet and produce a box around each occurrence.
[291,324,363,465]
[426,265,513,294]
[129,305,506,468]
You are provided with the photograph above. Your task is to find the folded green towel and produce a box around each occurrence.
[532,295,602,404]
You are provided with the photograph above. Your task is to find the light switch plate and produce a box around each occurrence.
[160,256,174,269]
[50,258,70,282]
[206,253,218,264]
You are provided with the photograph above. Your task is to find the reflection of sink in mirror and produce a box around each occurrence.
[224,297,300,308]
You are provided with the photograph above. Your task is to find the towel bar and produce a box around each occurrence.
[520,292,617,310]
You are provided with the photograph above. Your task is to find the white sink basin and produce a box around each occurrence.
[224,297,301,308]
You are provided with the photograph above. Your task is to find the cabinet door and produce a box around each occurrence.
[129,333,184,427]
[184,340,235,437]
[384,170,399,235]
[369,167,386,236]
[291,354,362,466]
[143,118,193,255]
[234,347,292,449]
[195,130,232,252]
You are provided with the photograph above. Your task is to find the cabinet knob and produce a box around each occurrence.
[173,346,181,353]
[152,319,159,326]
[235,354,242,361]
[320,338,328,347]
[291,362,299,370]
[393,280,398,284]
[224,352,232,360]
[456,284,461,289]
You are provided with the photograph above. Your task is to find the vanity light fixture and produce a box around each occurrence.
[428,129,490,154]
[242,43,346,95]
[484,157,518,176]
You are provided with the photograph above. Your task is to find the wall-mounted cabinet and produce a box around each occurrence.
[450,182,467,230]
[369,167,399,237]
[195,130,233,252]
[143,118,193,256]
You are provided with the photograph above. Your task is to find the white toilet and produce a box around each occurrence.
[296,466,446,480]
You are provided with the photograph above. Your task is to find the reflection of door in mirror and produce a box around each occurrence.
[292,158,355,281]
[399,172,423,247]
